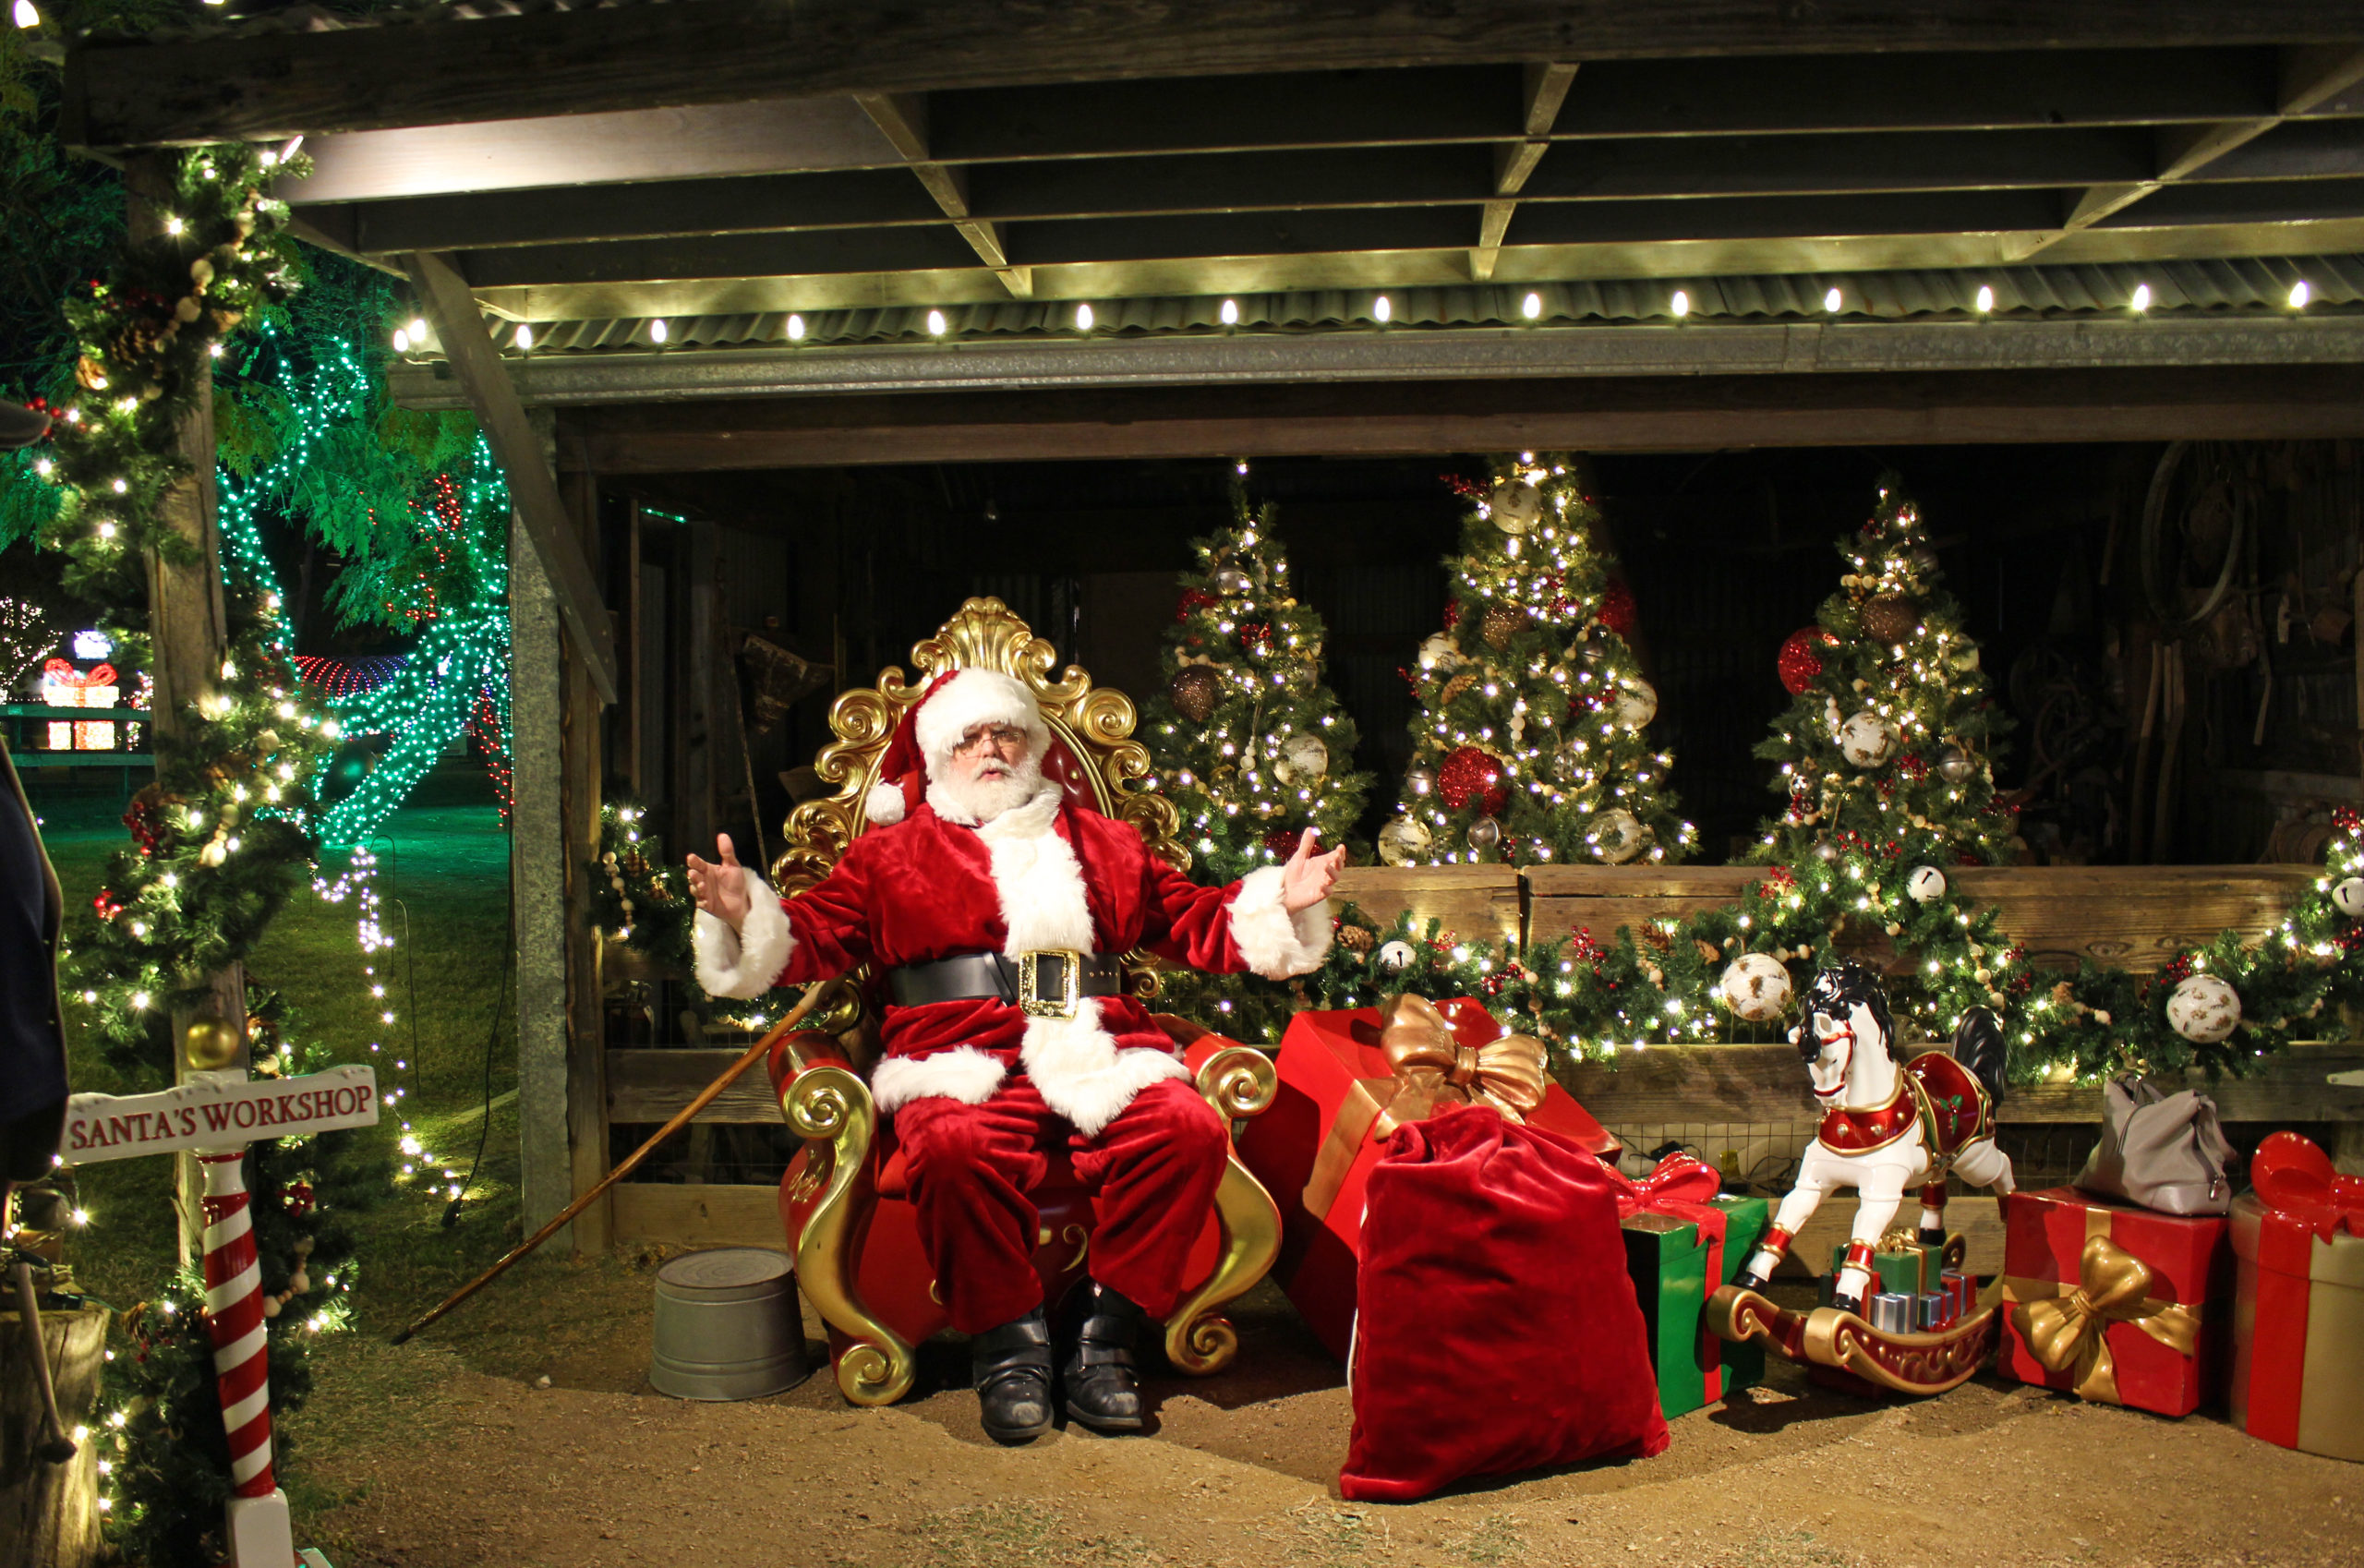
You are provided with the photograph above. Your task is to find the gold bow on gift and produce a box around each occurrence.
[2009,1235,2202,1405]
[1301,994,1548,1218]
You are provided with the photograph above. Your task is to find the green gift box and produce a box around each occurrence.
[1620,1192,1768,1419]
[1826,1237,1940,1298]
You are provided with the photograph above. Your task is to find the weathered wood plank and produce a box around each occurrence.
[1561,1042,2364,1124]
[609,1182,786,1248]
[64,6,2348,151]
[608,1048,785,1124]
[1332,863,1521,947]
[1526,863,2325,972]
[0,1307,106,1568]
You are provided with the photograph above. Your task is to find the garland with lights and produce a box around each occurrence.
[1379,452,1695,868]
[1754,475,2015,867]
[1142,478,1371,880]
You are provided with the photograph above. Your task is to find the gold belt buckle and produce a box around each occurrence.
[1019,949,1084,1019]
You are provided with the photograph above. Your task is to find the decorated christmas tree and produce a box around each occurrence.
[1378,452,1692,868]
[1142,480,1371,882]
[1753,474,2014,865]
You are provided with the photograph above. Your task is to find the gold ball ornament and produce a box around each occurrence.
[1480,602,1526,650]
[184,1015,244,1071]
[1861,594,1917,644]
[1489,478,1543,534]
[1588,808,1646,864]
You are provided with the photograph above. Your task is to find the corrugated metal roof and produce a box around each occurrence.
[508,254,2364,354]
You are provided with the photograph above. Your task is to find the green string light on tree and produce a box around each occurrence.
[1380,452,1694,868]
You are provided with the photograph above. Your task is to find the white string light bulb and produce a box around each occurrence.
[926,308,947,336]
[2130,283,2152,312]
[2289,279,2310,309]
[786,313,806,341]
[1521,292,1543,320]
[649,319,668,344]
[1670,290,1689,318]
[1374,294,1392,322]
[1075,303,1094,331]
[513,324,534,350]
[1824,286,1843,314]
[1974,285,1994,313]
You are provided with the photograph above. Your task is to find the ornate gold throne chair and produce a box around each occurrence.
[764,597,1284,1407]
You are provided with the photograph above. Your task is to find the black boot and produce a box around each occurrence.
[1061,1282,1146,1433]
[1917,1224,1948,1251]
[971,1308,1055,1444]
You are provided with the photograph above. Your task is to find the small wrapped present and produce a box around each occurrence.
[2230,1132,2364,1461]
[1236,995,1619,1362]
[1824,1236,1942,1298]
[1609,1152,1768,1417]
[1998,1187,2231,1417]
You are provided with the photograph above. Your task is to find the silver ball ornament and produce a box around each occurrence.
[1405,765,1437,798]
[1466,815,1502,852]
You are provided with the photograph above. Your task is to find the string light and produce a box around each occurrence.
[2289,279,2310,309]
[925,309,947,336]
[1520,292,1542,320]
[1374,295,1392,323]
[1670,290,1689,318]
[2130,283,2152,312]
[1220,298,1239,325]
[1074,303,1094,331]
[1975,285,1994,313]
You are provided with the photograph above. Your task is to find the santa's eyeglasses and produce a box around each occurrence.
[953,724,1030,757]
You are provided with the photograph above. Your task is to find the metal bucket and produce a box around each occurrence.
[648,1248,810,1401]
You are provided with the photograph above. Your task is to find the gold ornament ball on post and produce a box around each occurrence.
[183,1014,244,1071]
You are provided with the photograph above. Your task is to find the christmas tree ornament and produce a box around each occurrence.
[1374,939,1416,974]
[1777,627,1833,694]
[1417,633,1464,672]
[1213,568,1251,595]
[1589,808,1646,863]
[1436,746,1508,813]
[1336,923,1376,954]
[1719,953,1792,1021]
[1479,601,1525,649]
[2165,973,2242,1044]
[2334,876,2364,918]
[1598,579,1639,641]
[1861,594,1917,644]
[1404,765,1436,797]
[1936,743,1972,784]
[1814,840,1841,862]
[1283,733,1330,781]
[1949,644,1981,672]
[1611,678,1658,730]
[1489,477,1543,534]
[1466,815,1502,851]
[1376,814,1433,866]
[1169,666,1219,722]
[183,1015,243,1071]
[1907,865,1948,904]
[1548,745,1585,782]
[1839,711,1897,768]
[1908,544,1941,576]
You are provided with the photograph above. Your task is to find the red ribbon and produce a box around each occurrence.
[42,657,118,688]
[1605,1151,1731,1249]
[2251,1130,2364,1243]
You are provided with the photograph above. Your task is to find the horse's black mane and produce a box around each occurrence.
[1800,960,1894,1059]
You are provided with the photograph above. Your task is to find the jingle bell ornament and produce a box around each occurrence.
[1404,765,1436,798]
[1589,808,1646,864]
[1936,743,1973,784]
[1489,477,1543,534]
[1466,815,1502,852]
[1719,954,1792,1022]
[1376,815,1432,866]
[1839,711,1897,768]
[1282,733,1330,782]
[2335,877,2364,919]
[2165,973,2241,1044]
[1213,568,1251,596]
[1610,678,1658,730]
[1373,939,1416,974]
[1907,865,1948,904]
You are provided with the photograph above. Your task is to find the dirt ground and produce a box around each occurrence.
[281,1262,2358,1568]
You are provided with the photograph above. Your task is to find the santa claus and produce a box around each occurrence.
[687,668,1341,1442]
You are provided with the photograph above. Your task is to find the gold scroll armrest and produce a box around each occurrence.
[781,1064,913,1406]
[1165,1045,1283,1376]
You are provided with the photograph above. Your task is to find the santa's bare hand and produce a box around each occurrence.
[1281,828,1345,913]
[684,834,752,930]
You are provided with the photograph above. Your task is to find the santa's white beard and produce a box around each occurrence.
[932,754,1044,824]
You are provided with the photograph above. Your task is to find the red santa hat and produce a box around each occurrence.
[862,668,1052,826]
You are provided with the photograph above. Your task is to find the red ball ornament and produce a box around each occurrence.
[1261,826,1300,857]
[1175,588,1216,621]
[1435,746,1507,814]
[1597,579,1639,641]
[1778,626,1837,695]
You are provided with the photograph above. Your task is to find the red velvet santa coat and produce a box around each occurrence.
[694,779,1331,1137]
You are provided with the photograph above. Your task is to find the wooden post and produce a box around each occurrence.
[0,1306,106,1568]
[511,411,573,1243]
[125,152,247,1260]
[559,459,610,1250]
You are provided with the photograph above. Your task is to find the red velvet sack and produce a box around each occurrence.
[1340,1104,1670,1502]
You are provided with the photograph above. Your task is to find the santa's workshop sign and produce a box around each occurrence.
[60,1065,380,1164]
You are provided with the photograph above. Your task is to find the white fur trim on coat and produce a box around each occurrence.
[1227,864,1333,980]
[914,670,1049,777]
[865,778,908,825]
[971,781,1186,1138]
[692,868,795,1000]
[872,1045,1007,1115]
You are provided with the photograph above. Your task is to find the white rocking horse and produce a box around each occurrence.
[1733,961,2016,1317]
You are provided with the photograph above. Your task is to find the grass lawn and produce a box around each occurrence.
[26,759,603,1521]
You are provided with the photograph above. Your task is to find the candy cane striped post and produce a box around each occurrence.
[198,1150,296,1567]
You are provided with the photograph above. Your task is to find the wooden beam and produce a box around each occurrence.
[453,224,983,289]
[2011,43,2364,258]
[64,5,2364,150]
[1476,61,1578,282]
[609,1181,784,1248]
[406,248,617,705]
[858,91,1033,297]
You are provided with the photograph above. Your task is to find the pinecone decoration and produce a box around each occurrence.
[76,355,108,390]
[1439,670,1478,706]
[1337,923,1376,954]
[1480,602,1525,650]
[111,318,170,367]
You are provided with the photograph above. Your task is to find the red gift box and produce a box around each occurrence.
[1235,995,1619,1362]
[2229,1131,2364,1461]
[1998,1187,2232,1417]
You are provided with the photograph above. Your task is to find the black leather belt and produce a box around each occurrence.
[886,949,1123,1019]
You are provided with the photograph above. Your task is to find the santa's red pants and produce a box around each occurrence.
[894,1074,1229,1333]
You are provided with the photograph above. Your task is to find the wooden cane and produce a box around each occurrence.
[391,981,836,1345]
